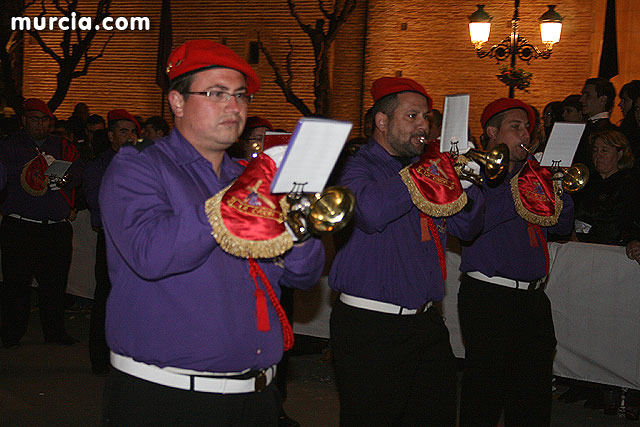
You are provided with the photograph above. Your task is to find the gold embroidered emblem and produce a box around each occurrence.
[227,196,284,223]
[525,180,551,202]
[415,159,456,190]
[245,179,276,209]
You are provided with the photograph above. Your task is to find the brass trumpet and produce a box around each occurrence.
[285,186,356,241]
[554,163,589,194]
[454,144,510,185]
[518,143,589,194]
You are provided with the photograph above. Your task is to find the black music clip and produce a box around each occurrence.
[449,140,460,157]
[289,182,308,196]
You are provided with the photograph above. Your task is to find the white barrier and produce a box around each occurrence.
[293,240,640,390]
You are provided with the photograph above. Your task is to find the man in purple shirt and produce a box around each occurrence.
[0,98,80,348]
[457,98,574,426]
[329,77,485,426]
[100,40,324,426]
[83,108,139,375]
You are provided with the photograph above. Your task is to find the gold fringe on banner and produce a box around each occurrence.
[399,166,468,217]
[510,174,563,226]
[204,184,293,259]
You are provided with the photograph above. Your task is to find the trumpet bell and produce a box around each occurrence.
[562,163,589,193]
[481,144,510,181]
[459,143,510,184]
[308,186,356,233]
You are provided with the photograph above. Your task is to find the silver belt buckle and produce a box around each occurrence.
[254,370,267,392]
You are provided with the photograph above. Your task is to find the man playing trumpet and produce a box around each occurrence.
[457,98,574,426]
[100,40,324,425]
[329,77,486,426]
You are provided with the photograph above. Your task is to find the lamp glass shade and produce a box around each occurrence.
[469,22,491,45]
[540,22,562,44]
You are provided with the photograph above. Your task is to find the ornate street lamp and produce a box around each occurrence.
[469,1,563,97]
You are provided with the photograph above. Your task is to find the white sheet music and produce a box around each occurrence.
[540,122,586,167]
[271,117,353,194]
[44,160,72,178]
[440,94,470,153]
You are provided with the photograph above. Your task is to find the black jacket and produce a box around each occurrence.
[574,169,640,246]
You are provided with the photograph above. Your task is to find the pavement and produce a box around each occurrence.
[1,302,639,426]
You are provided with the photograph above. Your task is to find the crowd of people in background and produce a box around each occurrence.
[1,59,640,425]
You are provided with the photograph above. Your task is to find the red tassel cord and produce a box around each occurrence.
[532,224,550,275]
[424,215,447,282]
[248,258,295,351]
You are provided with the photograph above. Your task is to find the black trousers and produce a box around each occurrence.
[103,368,281,426]
[0,215,72,345]
[275,285,294,402]
[458,274,557,427]
[89,229,111,369]
[330,299,457,427]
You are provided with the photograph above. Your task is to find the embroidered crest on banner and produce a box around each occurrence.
[21,154,49,196]
[226,179,284,223]
[414,159,456,190]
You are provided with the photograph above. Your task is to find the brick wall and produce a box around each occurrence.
[22,1,164,122]
[19,0,640,139]
[364,0,598,138]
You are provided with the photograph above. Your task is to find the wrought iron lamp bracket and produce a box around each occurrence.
[475,36,553,63]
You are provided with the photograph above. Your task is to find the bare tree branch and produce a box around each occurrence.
[260,0,356,116]
[7,0,115,111]
[285,40,295,87]
[287,0,312,36]
[26,29,62,63]
[328,0,356,41]
[318,0,332,20]
[257,33,312,117]
[71,33,114,79]
[35,0,47,18]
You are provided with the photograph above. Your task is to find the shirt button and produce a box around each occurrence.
[256,348,262,354]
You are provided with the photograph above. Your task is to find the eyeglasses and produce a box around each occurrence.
[185,90,253,105]
[25,115,50,123]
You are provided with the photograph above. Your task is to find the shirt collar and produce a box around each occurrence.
[163,128,244,182]
[588,111,610,122]
[165,128,204,166]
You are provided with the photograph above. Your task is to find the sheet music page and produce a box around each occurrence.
[540,122,586,167]
[440,94,470,153]
[271,118,353,194]
[44,160,72,178]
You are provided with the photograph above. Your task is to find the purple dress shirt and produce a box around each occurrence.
[329,139,485,308]
[0,131,78,220]
[100,129,324,372]
[82,148,115,228]
[459,162,574,281]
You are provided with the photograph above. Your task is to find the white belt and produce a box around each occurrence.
[110,352,276,394]
[340,293,433,315]
[8,213,66,224]
[466,271,546,290]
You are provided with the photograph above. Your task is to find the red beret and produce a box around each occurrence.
[245,116,274,131]
[166,40,260,95]
[107,109,140,133]
[481,98,535,135]
[23,98,53,119]
[370,77,433,110]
